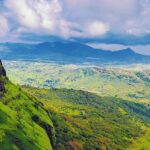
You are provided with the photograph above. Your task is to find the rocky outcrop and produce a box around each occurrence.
[0,60,6,93]
[0,60,6,76]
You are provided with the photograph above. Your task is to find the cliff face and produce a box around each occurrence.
[0,60,6,93]
[0,60,6,76]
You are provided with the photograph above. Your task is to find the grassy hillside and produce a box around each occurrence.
[4,60,150,102]
[23,87,150,150]
[127,129,150,150]
[0,61,55,150]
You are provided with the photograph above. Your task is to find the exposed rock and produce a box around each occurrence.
[0,60,6,93]
[0,60,6,76]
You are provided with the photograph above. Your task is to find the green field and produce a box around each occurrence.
[4,60,150,102]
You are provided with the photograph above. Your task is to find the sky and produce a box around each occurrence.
[0,0,150,54]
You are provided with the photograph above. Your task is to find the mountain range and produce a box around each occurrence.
[0,41,150,64]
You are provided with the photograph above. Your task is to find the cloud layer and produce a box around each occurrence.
[0,14,9,36]
[0,0,150,45]
[4,0,65,34]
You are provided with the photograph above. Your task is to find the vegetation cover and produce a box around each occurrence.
[23,87,150,150]
[4,60,150,102]
[0,61,54,150]
[0,60,150,150]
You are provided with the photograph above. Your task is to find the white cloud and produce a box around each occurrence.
[5,0,61,31]
[61,0,150,35]
[0,14,9,36]
[87,21,109,37]
[5,0,39,29]
[4,0,68,35]
[2,0,113,38]
[0,0,150,41]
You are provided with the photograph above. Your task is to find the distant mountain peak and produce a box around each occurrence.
[0,41,150,64]
[124,48,134,52]
[117,48,135,54]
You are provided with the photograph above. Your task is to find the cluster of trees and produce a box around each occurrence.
[24,87,150,150]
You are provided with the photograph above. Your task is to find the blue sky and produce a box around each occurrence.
[0,0,150,54]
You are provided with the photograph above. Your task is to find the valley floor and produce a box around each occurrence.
[3,60,150,103]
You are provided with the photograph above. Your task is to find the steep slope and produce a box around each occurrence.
[0,41,150,64]
[0,60,55,150]
[24,87,150,150]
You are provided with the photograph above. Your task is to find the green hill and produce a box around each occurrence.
[23,87,150,150]
[0,60,150,150]
[0,60,55,150]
